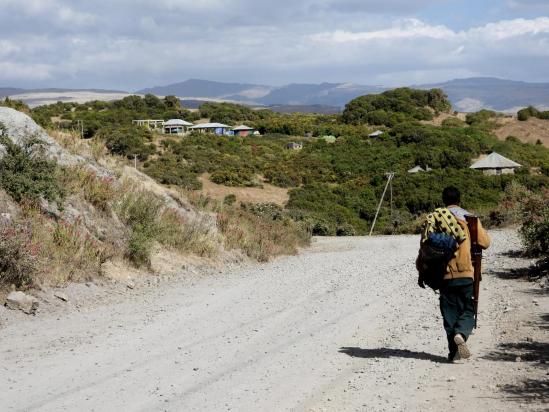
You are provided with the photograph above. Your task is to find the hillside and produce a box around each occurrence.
[18,90,549,237]
[0,107,310,292]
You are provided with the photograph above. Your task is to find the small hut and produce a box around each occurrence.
[407,165,425,174]
[232,125,255,137]
[163,119,193,135]
[189,122,231,135]
[470,152,521,175]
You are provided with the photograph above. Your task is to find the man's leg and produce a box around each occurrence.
[455,283,475,341]
[440,288,459,359]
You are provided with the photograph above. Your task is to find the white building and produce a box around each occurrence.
[470,152,521,175]
[163,119,194,135]
[189,122,232,135]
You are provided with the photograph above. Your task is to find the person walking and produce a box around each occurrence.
[416,186,491,362]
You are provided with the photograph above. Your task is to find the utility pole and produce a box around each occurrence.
[76,120,84,139]
[369,172,395,236]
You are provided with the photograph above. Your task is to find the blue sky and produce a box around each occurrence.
[1,0,549,90]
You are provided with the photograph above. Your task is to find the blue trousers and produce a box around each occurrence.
[439,279,475,357]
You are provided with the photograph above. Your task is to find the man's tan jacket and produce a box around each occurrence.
[444,208,491,280]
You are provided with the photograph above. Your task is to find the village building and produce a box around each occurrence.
[132,119,164,130]
[286,142,303,150]
[189,122,231,135]
[407,165,425,174]
[407,165,432,174]
[163,119,193,135]
[232,125,255,137]
[368,130,384,138]
[470,152,521,175]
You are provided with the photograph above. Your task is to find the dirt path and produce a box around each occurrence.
[1,230,547,411]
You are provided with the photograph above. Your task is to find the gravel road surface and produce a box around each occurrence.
[1,230,547,411]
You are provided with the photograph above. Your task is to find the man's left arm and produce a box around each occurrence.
[477,219,491,250]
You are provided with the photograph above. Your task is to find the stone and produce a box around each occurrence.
[54,291,69,302]
[126,280,135,290]
[515,356,522,362]
[5,291,39,315]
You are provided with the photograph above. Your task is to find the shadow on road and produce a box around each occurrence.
[339,347,447,363]
[482,312,549,403]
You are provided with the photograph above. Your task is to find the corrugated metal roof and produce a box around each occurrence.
[189,122,231,129]
[232,125,254,131]
[164,119,193,126]
[470,152,521,169]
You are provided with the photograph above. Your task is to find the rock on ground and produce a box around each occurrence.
[5,291,39,315]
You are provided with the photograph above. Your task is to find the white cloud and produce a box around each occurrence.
[0,1,548,88]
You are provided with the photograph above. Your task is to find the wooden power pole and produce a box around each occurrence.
[369,172,395,236]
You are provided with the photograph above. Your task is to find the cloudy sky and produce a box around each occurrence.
[1,0,549,90]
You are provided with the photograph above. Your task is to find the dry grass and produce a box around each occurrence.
[495,117,549,147]
[19,205,111,285]
[58,166,117,212]
[217,207,311,262]
[198,173,289,206]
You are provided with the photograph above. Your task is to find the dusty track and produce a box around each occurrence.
[1,230,547,411]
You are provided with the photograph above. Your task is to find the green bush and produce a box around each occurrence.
[117,190,163,266]
[143,155,202,190]
[210,168,258,187]
[517,106,549,122]
[519,188,549,256]
[341,88,451,126]
[98,125,156,161]
[0,222,37,287]
[223,194,237,205]
[0,131,64,204]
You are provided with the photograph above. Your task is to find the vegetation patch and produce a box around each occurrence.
[0,132,64,205]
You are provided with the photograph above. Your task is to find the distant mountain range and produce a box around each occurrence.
[2,78,549,112]
[137,79,385,108]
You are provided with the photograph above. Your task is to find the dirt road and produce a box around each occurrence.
[1,230,547,411]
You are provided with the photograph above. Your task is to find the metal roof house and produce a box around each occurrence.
[189,122,231,135]
[368,130,384,138]
[470,152,521,175]
[163,119,193,135]
[232,125,255,137]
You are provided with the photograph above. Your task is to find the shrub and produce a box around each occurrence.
[98,125,156,161]
[0,133,64,204]
[210,169,259,187]
[156,209,218,257]
[342,88,451,126]
[223,194,237,205]
[117,189,163,266]
[0,222,37,287]
[143,155,202,190]
[217,206,311,261]
[117,187,218,265]
[519,188,549,256]
[58,167,116,212]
